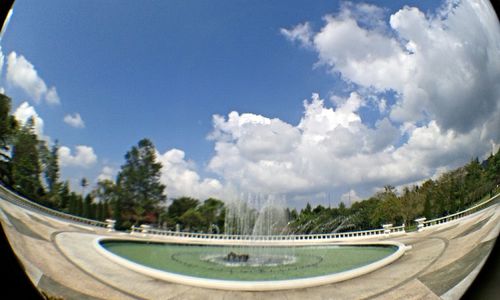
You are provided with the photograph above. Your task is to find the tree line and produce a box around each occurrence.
[0,93,224,231]
[286,152,500,234]
[1,93,499,233]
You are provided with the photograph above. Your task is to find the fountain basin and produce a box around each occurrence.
[94,237,406,291]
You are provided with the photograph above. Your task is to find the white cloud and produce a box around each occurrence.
[157,148,225,200]
[280,22,313,48]
[340,189,361,206]
[97,166,116,182]
[208,93,406,196]
[58,145,97,168]
[45,86,60,105]
[13,101,45,139]
[207,90,495,201]
[288,0,500,135]
[6,52,60,105]
[64,113,85,128]
[241,0,500,204]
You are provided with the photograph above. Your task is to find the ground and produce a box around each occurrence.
[0,196,498,300]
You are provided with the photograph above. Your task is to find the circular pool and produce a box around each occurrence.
[95,237,406,291]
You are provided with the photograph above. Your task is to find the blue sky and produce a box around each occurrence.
[0,0,498,207]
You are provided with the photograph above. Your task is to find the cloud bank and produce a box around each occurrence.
[197,0,499,203]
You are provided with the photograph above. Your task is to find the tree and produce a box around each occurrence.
[59,181,71,211]
[116,138,166,225]
[303,202,312,215]
[93,179,118,223]
[0,93,18,185]
[198,198,225,231]
[44,141,61,194]
[486,149,500,185]
[75,195,83,216]
[400,186,424,226]
[179,208,204,232]
[81,177,89,196]
[338,202,347,216]
[370,187,403,226]
[83,194,93,219]
[167,197,199,225]
[11,118,44,199]
[68,191,78,215]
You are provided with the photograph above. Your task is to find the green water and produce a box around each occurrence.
[101,241,396,281]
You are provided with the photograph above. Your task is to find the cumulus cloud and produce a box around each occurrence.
[13,102,46,139]
[58,145,97,168]
[207,87,496,202]
[64,113,85,128]
[6,52,60,105]
[208,93,405,196]
[249,0,500,203]
[283,0,500,136]
[157,148,225,200]
[97,166,116,182]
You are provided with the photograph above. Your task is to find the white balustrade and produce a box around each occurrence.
[415,218,426,232]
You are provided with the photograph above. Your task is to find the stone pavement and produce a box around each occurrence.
[0,198,498,299]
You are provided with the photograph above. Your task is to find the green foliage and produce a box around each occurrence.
[83,194,93,218]
[1,91,498,234]
[0,93,18,184]
[116,138,166,225]
[290,152,500,233]
[75,195,83,216]
[58,181,71,211]
[93,179,123,227]
[167,197,199,225]
[198,198,225,231]
[43,141,60,194]
[179,208,204,231]
[96,202,104,221]
[11,118,45,200]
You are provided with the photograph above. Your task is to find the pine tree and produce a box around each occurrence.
[83,194,92,218]
[59,181,71,211]
[116,138,166,225]
[81,177,89,196]
[76,196,83,216]
[95,179,117,222]
[96,202,104,221]
[44,141,61,194]
[11,118,44,199]
[0,93,18,185]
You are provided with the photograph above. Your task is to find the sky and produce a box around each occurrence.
[0,0,499,208]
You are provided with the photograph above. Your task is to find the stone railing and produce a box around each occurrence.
[0,183,111,230]
[2,178,497,239]
[416,192,500,231]
[130,223,406,241]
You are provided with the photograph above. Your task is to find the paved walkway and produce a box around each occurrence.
[0,198,498,299]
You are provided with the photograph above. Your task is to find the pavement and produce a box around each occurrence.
[0,197,498,300]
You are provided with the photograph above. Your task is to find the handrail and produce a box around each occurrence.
[0,183,108,228]
[1,179,498,238]
[422,192,500,228]
[130,222,407,241]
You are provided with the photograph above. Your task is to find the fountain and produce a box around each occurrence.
[214,194,298,267]
[94,194,407,291]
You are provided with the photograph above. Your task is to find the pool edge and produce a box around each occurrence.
[93,236,407,291]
